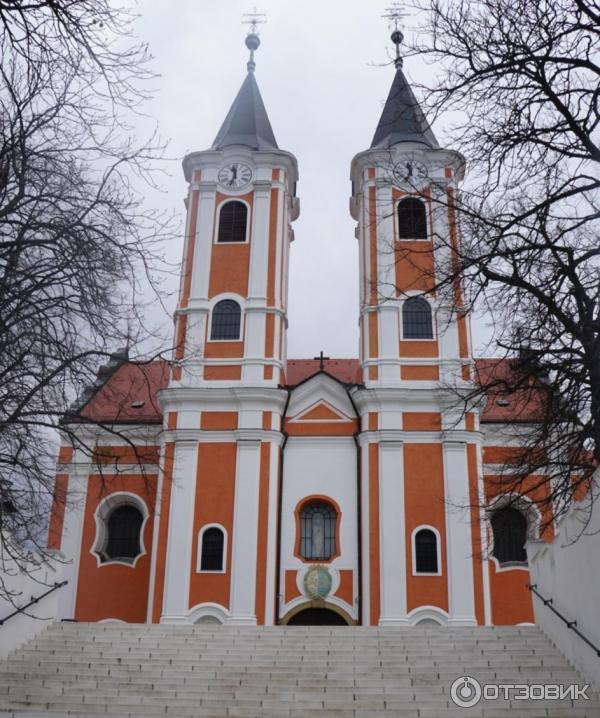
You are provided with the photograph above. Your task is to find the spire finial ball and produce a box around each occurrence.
[391,29,404,46]
[245,33,260,51]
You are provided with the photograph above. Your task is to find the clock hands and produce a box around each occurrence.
[228,164,238,186]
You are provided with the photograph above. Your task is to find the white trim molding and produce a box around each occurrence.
[187,602,230,625]
[411,524,443,576]
[196,523,228,574]
[90,492,149,569]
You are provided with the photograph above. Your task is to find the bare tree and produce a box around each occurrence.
[0,1,173,599]
[394,0,600,530]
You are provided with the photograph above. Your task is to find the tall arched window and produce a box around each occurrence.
[491,507,528,564]
[403,297,433,339]
[414,528,439,574]
[397,197,427,240]
[105,505,143,562]
[210,299,241,340]
[300,501,337,560]
[200,527,225,571]
[217,201,248,243]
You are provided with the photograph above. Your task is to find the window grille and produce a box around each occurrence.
[300,501,337,560]
[105,505,143,561]
[210,299,241,340]
[403,297,433,339]
[217,201,247,243]
[397,197,427,239]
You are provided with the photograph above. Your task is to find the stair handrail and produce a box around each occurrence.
[0,580,68,626]
[528,583,600,657]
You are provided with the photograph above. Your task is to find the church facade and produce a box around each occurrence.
[48,32,550,628]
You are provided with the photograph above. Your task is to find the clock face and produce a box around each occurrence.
[217,162,253,189]
[397,160,428,183]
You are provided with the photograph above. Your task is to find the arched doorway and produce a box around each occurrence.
[286,608,349,626]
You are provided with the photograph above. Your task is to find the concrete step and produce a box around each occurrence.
[0,623,596,717]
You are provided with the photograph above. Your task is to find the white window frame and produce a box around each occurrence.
[197,523,228,574]
[213,198,251,245]
[91,492,149,569]
[395,196,429,242]
[400,294,437,341]
[208,295,244,343]
[486,493,540,572]
[411,524,442,576]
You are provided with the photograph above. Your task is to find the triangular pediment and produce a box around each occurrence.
[286,373,356,424]
[292,401,349,423]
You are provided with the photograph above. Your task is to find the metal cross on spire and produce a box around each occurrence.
[313,351,330,372]
[382,3,408,69]
[242,7,267,72]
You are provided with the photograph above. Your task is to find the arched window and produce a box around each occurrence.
[397,197,427,240]
[200,527,225,571]
[414,528,439,574]
[217,201,248,243]
[403,297,433,339]
[491,507,528,564]
[210,299,241,340]
[300,501,337,560]
[105,505,143,562]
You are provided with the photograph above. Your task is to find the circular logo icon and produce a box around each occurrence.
[303,565,332,599]
[450,676,482,708]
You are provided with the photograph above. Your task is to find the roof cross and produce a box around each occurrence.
[313,350,330,372]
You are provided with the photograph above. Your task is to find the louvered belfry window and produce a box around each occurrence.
[300,501,337,560]
[415,528,438,573]
[217,201,248,243]
[210,299,241,340]
[200,527,224,571]
[403,297,433,339]
[492,507,528,564]
[105,505,143,561]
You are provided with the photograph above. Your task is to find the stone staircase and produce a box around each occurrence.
[0,623,596,717]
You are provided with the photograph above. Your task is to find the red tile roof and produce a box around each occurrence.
[74,356,546,425]
[474,358,547,423]
[77,360,169,424]
[286,359,360,386]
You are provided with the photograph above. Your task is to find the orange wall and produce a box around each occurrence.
[188,443,236,609]
[489,563,534,624]
[75,473,157,623]
[403,444,449,612]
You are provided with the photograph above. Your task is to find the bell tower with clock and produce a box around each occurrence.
[154,27,300,626]
[168,32,299,390]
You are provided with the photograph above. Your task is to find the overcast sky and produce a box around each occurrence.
[134,1,467,359]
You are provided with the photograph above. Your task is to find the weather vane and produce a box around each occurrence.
[382,3,408,69]
[242,7,267,72]
[242,7,267,35]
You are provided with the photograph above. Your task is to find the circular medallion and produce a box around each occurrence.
[303,565,333,599]
[217,162,253,189]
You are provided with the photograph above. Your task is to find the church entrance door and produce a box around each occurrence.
[286,608,348,626]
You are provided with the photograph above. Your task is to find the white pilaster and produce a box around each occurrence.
[190,181,217,301]
[161,441,198,623]
[379,441,409,625]
[443,441,477,625]
[229,439,262,624]
[58,451,91,620]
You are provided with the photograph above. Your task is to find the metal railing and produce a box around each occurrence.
[528,583,600,657]
[0,580,68,626]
